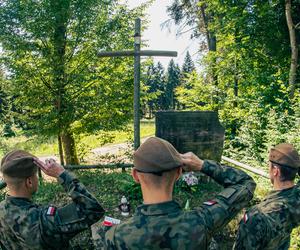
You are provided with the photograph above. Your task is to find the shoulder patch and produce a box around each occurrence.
[243,213,249,223]
[46,206,57,216]
[219,187,237,199]
[203,200,217,206]
[102,216,121,227]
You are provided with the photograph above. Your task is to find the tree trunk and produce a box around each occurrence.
[285,0,298,99]
[200,5,218,109]
[51,1,70,164]
[58,134,65,165]
[61,130,79,165]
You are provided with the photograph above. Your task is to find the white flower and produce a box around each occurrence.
[182,172,198,186]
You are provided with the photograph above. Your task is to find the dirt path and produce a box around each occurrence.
[39,136,150,162]
[91,137,149,155]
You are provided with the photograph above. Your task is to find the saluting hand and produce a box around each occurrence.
[180,152,204,172]
[34,158,65,178]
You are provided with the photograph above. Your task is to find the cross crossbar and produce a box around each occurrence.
[97,18,177,150]
[98,50,177,58]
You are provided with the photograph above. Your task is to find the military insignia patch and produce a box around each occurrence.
[203,200,217,206]
[102,216,121,227]
[243,213,249,223]
[46,206,56,216]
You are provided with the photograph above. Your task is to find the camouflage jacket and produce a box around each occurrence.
[104,160,256,250]
[0,171,105,250]
[233,183,300,250]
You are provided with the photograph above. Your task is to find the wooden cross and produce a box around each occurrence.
[98,18,177,150]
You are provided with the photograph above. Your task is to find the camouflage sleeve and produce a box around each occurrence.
[104,226,118,250]
[233,213,268,250]
[199,160,256,235]
[39,171,105,248]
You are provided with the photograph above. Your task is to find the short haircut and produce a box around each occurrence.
[137,168,179,190]
[271,162,297,182]
[3,175,27,190]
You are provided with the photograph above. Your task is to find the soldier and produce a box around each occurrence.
[233,143,300,250]
[104,137,256,249]
[0,150,105,249]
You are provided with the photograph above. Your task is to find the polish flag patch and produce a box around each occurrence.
[203,200,217,206]
[46,206,56,216]
[243,213,249,223]
[102,216,121,227]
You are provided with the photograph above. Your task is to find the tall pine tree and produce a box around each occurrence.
[182,51,196,75]
[144,61,166,117]
[181,51,196,89]
[165,59,181,110]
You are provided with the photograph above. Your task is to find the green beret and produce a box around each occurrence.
[133,137,182,173]
[269,143,300,169]
[1,150,37,178]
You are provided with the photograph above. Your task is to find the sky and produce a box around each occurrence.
[120,0,200,69]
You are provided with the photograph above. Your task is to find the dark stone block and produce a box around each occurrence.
[155,111,225,162]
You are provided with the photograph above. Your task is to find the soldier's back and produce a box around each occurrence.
[105,201,212,250]
[235,185,300,250]
[0,197,44,250]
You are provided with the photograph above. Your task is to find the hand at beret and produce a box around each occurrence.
[180,152,204,172]
[34,158,65,178]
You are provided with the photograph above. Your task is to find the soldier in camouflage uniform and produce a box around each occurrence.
[0,150,105,250]
[234,143,300,250]
[104,137,256,249]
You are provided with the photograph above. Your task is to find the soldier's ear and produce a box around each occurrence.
[131,168,140,183]
[25,176,33,189]
[273,165,280,177]
[175,167,182,181]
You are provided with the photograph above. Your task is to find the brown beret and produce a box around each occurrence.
[1,150,37,178]
[269,143,300,169]
[133,137,182,173]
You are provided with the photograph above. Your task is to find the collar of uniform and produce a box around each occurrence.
[136,200,181,216]
[265,185,296,200]
[6,195,32,205]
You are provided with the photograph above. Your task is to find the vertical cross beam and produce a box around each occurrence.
[97,18,177,151]
[133,18,141,150]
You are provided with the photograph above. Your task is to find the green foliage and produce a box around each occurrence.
[118,178,143,201]
[0,69,14,137]
[225,94,300,166]
[172,0,300,162]
[0,1,144,135]
[165,59,181,110]
[181,51,196,78]
[0,0,148,163]
[175,71,220,111]
[142,61,166,117]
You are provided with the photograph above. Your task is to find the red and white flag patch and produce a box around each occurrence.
[243,213,249,223]
[46,206,56,216]
[203,200,217,206]
[102,216,121,227]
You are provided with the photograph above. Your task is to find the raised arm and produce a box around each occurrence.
[181,153,256,235]
[34,159,105,248]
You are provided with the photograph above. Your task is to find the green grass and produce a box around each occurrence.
[0,120,155,158]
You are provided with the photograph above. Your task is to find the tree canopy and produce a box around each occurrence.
[168,0,300,161]
[0,0,146,164]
